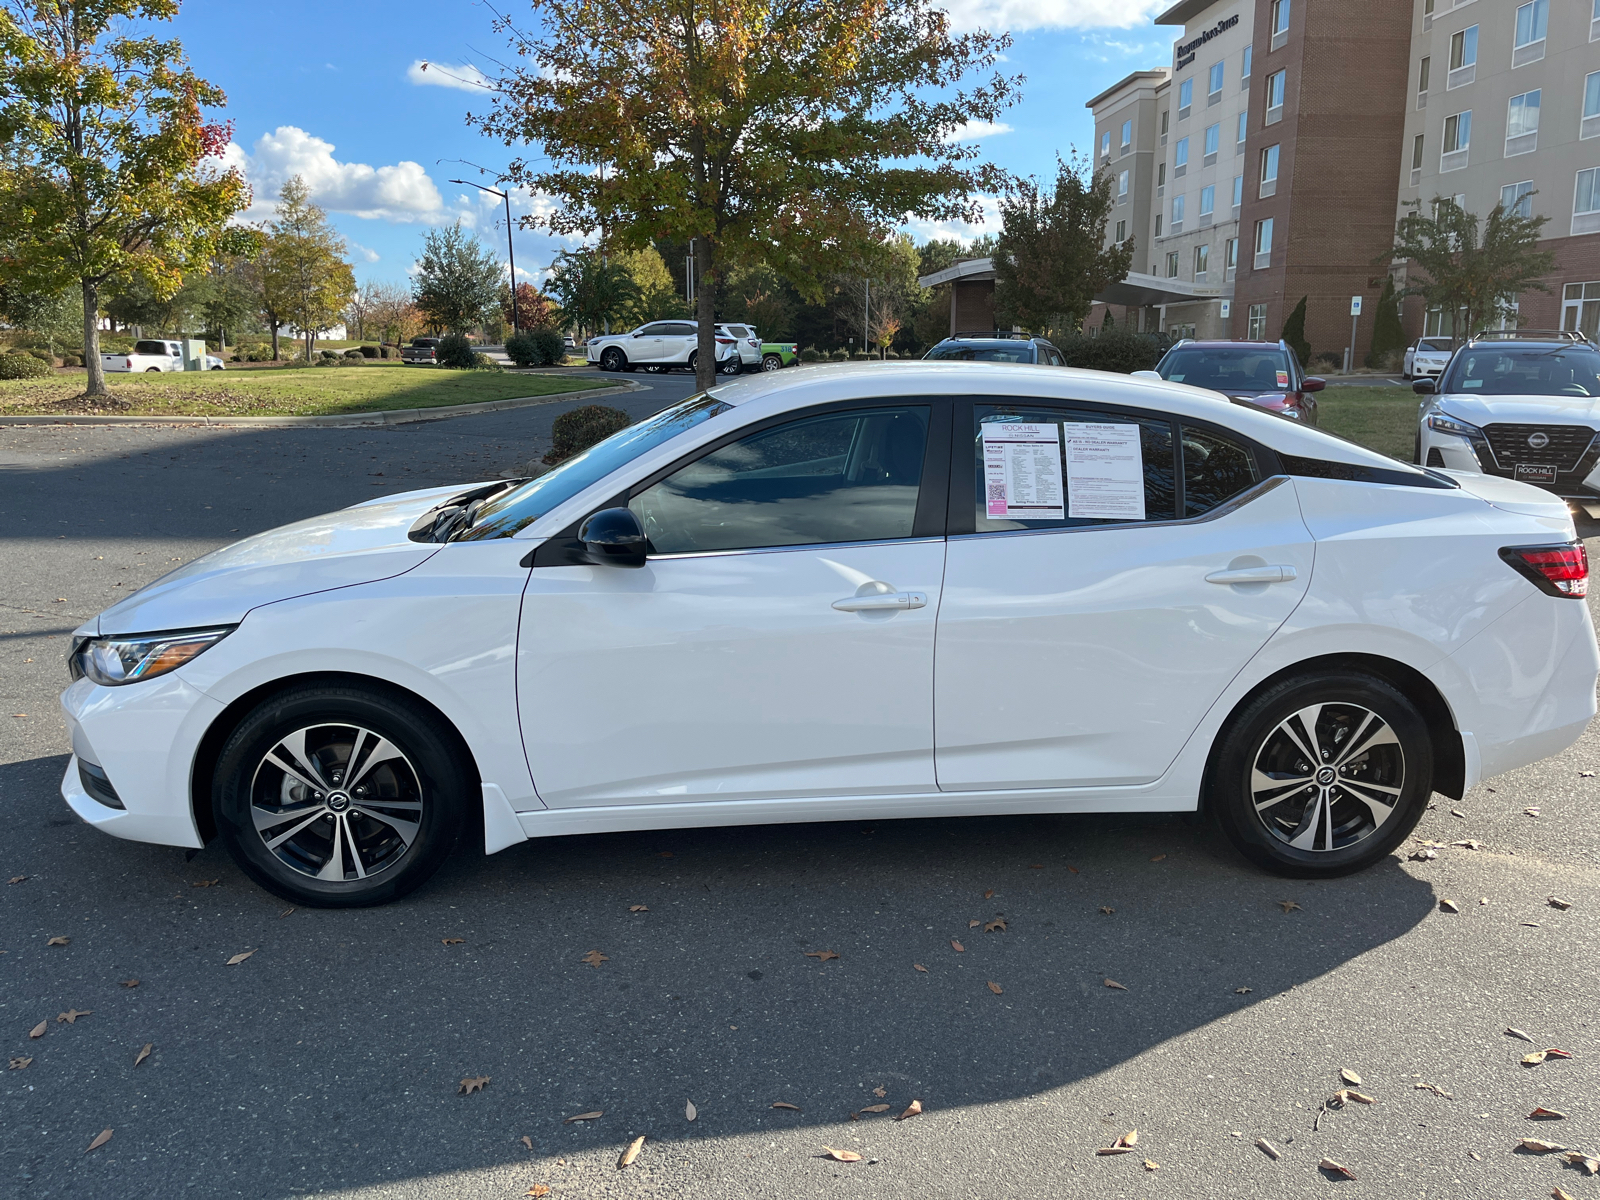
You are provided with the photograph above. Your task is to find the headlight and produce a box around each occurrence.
[69,627,233,687]
[1427,412,1482,439]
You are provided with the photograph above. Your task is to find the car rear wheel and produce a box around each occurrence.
[600,347,625,372]
[212,683,468,908]
[1207,670,1432,877]
[761,353,784,372]
[718,357,741,375]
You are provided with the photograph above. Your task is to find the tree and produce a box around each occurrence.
[365,280,422,352]
[616,246,684,326]
[1366,275,1406,368]
[475,0,1017,388]
[1379,197,1556,346]
[0,0,248,397]
[1280,295,1310,366]
[546,247,639,340]
[502,281,554,330]
[992,156,1131,338]
[413,221,502,334]
[258,176,355,361]
[0,279,79,358]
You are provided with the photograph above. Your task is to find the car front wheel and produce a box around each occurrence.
[599,347,625,372]
[1207,670,1432,878]
[212,683,468,907]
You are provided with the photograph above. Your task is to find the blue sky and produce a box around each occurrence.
[169,0,1175,288]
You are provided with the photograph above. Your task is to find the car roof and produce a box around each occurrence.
[1168,340,1285,350]
[936,337,1050,348]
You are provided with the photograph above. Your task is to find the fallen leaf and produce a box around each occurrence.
[7,876,24,885]
[772,1101,801,1111]
[120,979,139,988]
[987,981,1003,994]
[804,950,839,962]
[685,1098,697,1121]
[84,1129,112,1154]
[1340,1068,1362,1085]
[859,1104,890,1113]
[1414,1082,1454,1098]
[191,879,219,888]
[984,889,994,899]
[581,950,608,968]
[1529,1107,1568,1120]
[1554,1187,1577,1200]
[913,963,927,973]
[1030,864,1043,869]
[134,1043,151,1068]
[1277,900,1301,913]
[1235,987,1252,994]
[1526,807,1542,816]
[985,919,1007,933]
[1451,840,1482,850]
[520,1136,533,1149]
[1104,978,1127,990]
[1508,1027,1536,1042]
[562,1111,603,1123]
[57,1009,91,1024]
[1583,771,1596,777]
[1450,809,1466,818]
[1143,1159,1160,1171]
[526,1187,551,1198]
[950,939,965,952]
[279,908,294,918]
[873,1087,886,1097]
[1524,1051,1551,1065]
[1256,1138,1282,1160]
[1118,1129,1138,1147]
[441,938,463,945]
[629,905,649,912]
[658,850,674,857]
[47,936,69,946]
[1548,897,1575,911]
[896,1099,923,1121]
[7,1057,31,1070]
[459,1076,490,1095]
[968,919,981,928]
[618,1134,645,1169]
[1068,865,1079,874]
[1099,906,1115,916]
[1520,1138,1569,1153]
[1320,1158,1356,1180]
[225,949,255,966]
[1331,1089,1376,1106]
[821,1146,862,1162]
[29,1021,45,1039]
[1439,899,1461,913]
[1150,854,1167,862]
[1409,848,1438,861]
[1095,1145,1135,1156]
[1545,1048,1574,1058]
[1564,1151,1600,1175]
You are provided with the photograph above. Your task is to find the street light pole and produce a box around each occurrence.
[448,178,519,333]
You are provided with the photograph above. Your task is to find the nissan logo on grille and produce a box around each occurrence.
[1528,431,1550,449]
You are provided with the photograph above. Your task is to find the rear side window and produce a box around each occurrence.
[663,323,697,337]
[133,340,172,355]
[1182,425,1260,515]
[633,406,930,554]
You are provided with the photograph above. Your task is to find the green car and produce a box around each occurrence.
[759,341,799,371]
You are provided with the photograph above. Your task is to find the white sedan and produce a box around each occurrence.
[1403,337,1454,381]
[60,363,1598,907]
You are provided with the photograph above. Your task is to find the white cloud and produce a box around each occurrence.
[900,195,1003,246]
[349,241,381,263]
[229,126,446,223]
[937,0,1166,33]
[407,60,493,92]
[942,120,1014,143]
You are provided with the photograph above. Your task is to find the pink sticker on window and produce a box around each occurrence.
[1276,370,1290,388]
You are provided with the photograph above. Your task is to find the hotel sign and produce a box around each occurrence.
[1176,13,1240,69]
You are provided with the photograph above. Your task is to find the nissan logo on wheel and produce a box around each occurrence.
[1528,431,1550,449]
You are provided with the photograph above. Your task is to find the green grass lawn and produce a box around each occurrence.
[1315,384,1419,462]
[0,362,615,418]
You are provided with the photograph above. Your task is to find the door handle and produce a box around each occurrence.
[832,591,928,612]
[1205,565,1298,585]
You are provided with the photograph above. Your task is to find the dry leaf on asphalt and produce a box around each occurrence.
[1583,771,1596,777]
[984,889,994,899]
[913,963,927,972]
[618,1135,645,1169]
[1439,899,1461,913]
[225,950,255,966]
[1520,1138,1569,1153]
[581,950,608,968]
[950,939,965,952]
[459,1076,490,1095]
[526,1187,551,1198]
[1564,1151,1600,1174]
[1331,1089,1376,1106]
[46,936,69,946]
[1554,1187,1577,1200]
[1099,906,1115,915]
[7,876,25,885]
[57,1009,91,1024]
[860,1104,890,1113]
[987,981,1003,994]
[119,979,139,988]
[1320,1158,1356,1180]
[563,1111,603,1123]
[629,905,649,912]
[8,1057,31,1070]
[84,1129,112,1154]
[29,1021,45,1039]
[985,919,1007,933]
[658,850,673,857]
[1256,1138,1282,1160]
[1524,1049,1574,1066]
[1277,900,1301,913]
[968,919,981,928]
[1450,809,1467,818]
[1529,1107,1567,1120]
[1150,854,1167,862]
[804,950,839,962]
[441,938,463,945]
[280,907,294,918]
[1235,987,1253,994]
[1548,897,1575,911]
[1525,807,1542,816]
[1068,865,1079,874]
[1507,1027,1536,1042]
[1414,1082,1454,1098]
[1104,978,1128,990]
[772,1101,801,1111]
[1030,864,1043,869]
[520,1136,533,1150]
[821,1146,862,1162]
[686,1100,697,1121]
[191,879,219,888]
[134,1043,151,1068]
[873,1087,886,1097]
[1143,1159,1160,1171]
[896,1099,924,1121]
[1119,1129,1138,1147]
[1340,1068,1362,1085]
[1097,1130,1139,1155]
[1410,848,1438,861]
[1095,1146,1135,1156]
[1451,839,1482,850]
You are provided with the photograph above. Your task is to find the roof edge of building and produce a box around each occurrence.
[1085,69,1172,111]
[1155,0,1218,26]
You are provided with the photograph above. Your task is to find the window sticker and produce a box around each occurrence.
[1064,423,1147,521]
[1463,378,1483,388]
[1275,370,1290,388]
[981,423,1065,520]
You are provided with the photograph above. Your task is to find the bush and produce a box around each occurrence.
[60,352,82,367]
[1280,296,1311,367]
[1054,328,1169,374]
[437,332,476,369]
[799,347,821,363]
[342,348,365,360]
[472,352,503,371]
[1311,351,1343,373]
[1366,276,1406,369]
[544,404,632,466]
[850,351,872,361]
[24,348,53,364]
[0,351,52,379]
[829,349,850,362]
[358,344,380,359]
[319,349,340,360]
[506,327,565,368]
[312,356,341,367]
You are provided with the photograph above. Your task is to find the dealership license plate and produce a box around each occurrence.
[1515,463,1558,483]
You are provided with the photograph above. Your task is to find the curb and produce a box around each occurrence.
[0,381,647,429]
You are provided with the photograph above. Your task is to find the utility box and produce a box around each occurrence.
[181,339,207,371]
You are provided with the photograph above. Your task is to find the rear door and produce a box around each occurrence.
[934,400,1314,790]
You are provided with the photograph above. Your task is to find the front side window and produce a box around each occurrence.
[1209,62,1225,96]
[1204,123,1220,156]
[1501,180,1534,218]
[1449,25,1478,70]
[1200,184,1216,215]
[632,406,930,555]
[1179,79,1193,112]
[1175,136,1190,166]
[1515,0,1548,48]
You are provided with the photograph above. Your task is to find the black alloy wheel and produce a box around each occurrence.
[718,356,741,375]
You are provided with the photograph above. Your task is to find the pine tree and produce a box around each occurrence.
[1366,276,1406,368]
[1280,296,1311,366]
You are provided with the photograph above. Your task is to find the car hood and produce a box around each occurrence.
[1438,393,1600,426]
[90,483,482,636]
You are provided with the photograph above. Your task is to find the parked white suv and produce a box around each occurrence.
[1404,337,1452,381]
[586,321,752,374]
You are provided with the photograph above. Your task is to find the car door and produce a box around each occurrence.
[517,399,952,807]
[934,400,1314,791]
[627,323,668,362]
[661,322,698,363]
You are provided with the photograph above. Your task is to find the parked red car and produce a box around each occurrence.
[1150,339,1326,424]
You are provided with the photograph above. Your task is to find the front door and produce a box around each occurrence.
[934,402,1314,790]
[628,323,668,362]
[518,401,949,807]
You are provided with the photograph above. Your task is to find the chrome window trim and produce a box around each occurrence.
[952,476,1290,543]
[645,535,946,563]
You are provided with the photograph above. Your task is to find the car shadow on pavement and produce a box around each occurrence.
[0,750,1438,1195]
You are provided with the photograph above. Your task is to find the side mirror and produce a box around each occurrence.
[577,507,648,568]
[1412,378,1436,395]
[1301,376,1326,393]
[1130,369,1164,382]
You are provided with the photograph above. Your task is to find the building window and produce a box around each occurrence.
[1194,244,1210,279]
[1167,251,1180,277]
[1208,61,1224,103]
[1259,144,1281,199]
[1155,214,1162,237]
[1174,135,1189,178]
[1417,56,1430,109]
[1236,110,1248,146]
[1265,70,1286,125]
[1564,281,1600,338]
[1172,193,1186,230]
[1121,119,1133,153]
[1200,184,1216,216]
[1270,0,1290,49]
[1442,110,1471,171]
[1117,169,1129,197]
[1576,167,1600,236]
[1178,78,1193,119]
[1448,26,1477,89]
[1242,44,1252,81]
[1410,132,1425,186]
[1254,217,1273,269]
[1506,90,1540,156]
[1592,0,1599,42]
[1247,303,1268,340]
[1158,161,1167,186]
[1225,237,1239,277]
[1583,71,1600,140]
[1101,130,1111,158]
[1161,109,1170,136]
[1115,219,1127,242]
[1232,174,1244,207]
[1514,0,1548,67]
[1203,122,1220,165]
[1500,180,1534,218]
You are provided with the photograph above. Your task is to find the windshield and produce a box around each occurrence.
[462,394,734,540]
[1440,346,1600,397]
[133,340,172,355]
[1160,346,1293,392]
[924,342,1036,363]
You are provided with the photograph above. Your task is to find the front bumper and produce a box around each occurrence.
[1421,423,1600,500]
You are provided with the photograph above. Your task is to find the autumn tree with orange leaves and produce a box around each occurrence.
[472,0,1018,388]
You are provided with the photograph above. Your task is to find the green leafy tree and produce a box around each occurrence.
[617,246,685,326]
[259,176,356,360]
[1366,275,1406,368]
[1280,295,1310,365]
[546,247,639,340]
[413,221,502,335]
[993,157,1131,339]
[1378,197,1556,347]
[0,279,79,358]
[474,0,1018,388]
[0,0,248,396]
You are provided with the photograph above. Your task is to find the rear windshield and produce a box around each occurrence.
[1440,345,1600,397]
[411,338,439,347]
[924,342,1036,363]
[133,341,173,355]
[1418,339,1452,352]
[1160,346,1293,392]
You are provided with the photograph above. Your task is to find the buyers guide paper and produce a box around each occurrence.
[1063,422,1145,520]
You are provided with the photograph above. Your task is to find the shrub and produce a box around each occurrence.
[60,352,82,367]
[1280,296,1311,367]
[358,344,380,359]
[318,349,340,360]
[506,327,565,368]
[343,348,365,360]
[312,356,341,367]
[799,347,821,363]
[829,349,849,362]
[1054,328,1169,374]
[437,332,476,369]
[0,352,52,379]
[472,352,503,371]
[1311,351,1343,374]
[850,351,872,361]
[1366,276,1406,368]
[25,348,53,364]
[544,404,632,466]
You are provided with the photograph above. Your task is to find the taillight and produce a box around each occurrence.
[1500,542,1589,597]
[124,359,131,368]
[716,337,735,345]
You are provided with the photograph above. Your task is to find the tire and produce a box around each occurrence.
[1207,670,1433,878]
[600,347,625,372]
[644,364,667,374]
[146,367,161,373]
[212,683,470,908]
[685,351,697,374]
[718,356,741,375]
[761,354,784,372]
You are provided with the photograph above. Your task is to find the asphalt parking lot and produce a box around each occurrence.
[2,372,1598,1199]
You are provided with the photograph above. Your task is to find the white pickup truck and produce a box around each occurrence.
[102,339,225,373]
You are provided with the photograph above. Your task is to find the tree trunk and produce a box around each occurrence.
[271,322,281,361]
[694,236,716,391]
[82,278,106,397]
